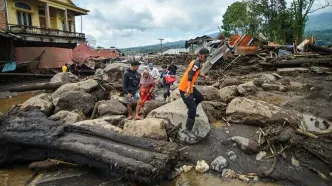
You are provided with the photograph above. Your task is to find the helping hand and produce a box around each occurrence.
[184,89,190,97]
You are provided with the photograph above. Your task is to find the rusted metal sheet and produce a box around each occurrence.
[238,34,254,46]
[97,49,119,59]
[234,46,258,55]
[72,42,99,64]
[15,47,72,69]
[229,34,241,47]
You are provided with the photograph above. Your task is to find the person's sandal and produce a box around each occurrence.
[128,115,133,120]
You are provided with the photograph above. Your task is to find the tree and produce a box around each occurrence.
[222,2,259,35]
[291,0,332,41]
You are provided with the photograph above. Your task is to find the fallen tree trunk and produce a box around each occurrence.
[0,108,178,183]
[308,44,332,54]
[275,57,332,66]
[9,82,64,92]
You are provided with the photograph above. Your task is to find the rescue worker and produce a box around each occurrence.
[178,48,210,138]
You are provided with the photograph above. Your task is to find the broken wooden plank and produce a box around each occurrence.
[275,58,332,66]
[9,82,64,92]
[308,44,332,54]
[277,68,309,75]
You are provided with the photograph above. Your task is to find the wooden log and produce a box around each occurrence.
[9,82,64,92]
[308,44,332,54]
[275,58,332,66]
[0,108,178,183]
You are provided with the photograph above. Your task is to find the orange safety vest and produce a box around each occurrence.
[178,60,200,93]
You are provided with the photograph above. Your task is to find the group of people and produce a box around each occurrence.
[122,47,210,139]
[122,61,178,120]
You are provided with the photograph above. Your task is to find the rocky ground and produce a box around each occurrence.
[0,58,331,185]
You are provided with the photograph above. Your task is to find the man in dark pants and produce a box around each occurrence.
[178,48,210,138]
[123,61,141,120]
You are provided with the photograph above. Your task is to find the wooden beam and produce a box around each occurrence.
[64,8,68,31]
[45,3,50,29]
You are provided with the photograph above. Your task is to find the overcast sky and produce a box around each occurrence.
[72,0,332,49]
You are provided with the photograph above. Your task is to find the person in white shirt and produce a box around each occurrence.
[148,62,160,97]
[148,63,160,82]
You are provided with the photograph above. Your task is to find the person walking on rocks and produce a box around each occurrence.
[135,69,155,120]
[178,48,210,138]
[160,65,175,101]
[123,61,141,120]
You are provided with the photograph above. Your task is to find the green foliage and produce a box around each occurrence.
[222,0,331,44]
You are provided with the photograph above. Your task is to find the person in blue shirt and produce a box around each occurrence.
[160,65,175,101]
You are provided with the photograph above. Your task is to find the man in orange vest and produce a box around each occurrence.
[178,48,210,138]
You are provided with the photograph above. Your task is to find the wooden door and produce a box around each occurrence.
[39,17,46,28]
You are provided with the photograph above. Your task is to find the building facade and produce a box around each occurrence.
[0,0,88,67]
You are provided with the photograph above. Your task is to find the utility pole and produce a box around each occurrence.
[158,38,164,54]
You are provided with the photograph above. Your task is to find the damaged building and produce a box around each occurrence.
[0,0,89,72]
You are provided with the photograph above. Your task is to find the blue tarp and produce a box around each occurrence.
[2,62,16,72]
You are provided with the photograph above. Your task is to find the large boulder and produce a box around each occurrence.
[147,99,210,144]
[103,63,129,83]
[97,99,127,116]
[201,101,227,121]
[98,115,126,126]
[50,72,79,83]
[226,97,302,126]
[49,110,85,124]
[220,78,240,88]
[123,118,169,140]
[73,119,123,133]
[219,85,239,103]
[21,93,54,116]
[143,100,167,116]
[196,86,223,102]
[52,79,99,101]
[261,74,277,83]
[52,91,95,115]
[237,81,257,95]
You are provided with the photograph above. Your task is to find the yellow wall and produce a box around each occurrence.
[6,0,87,32]
[7,0,40,27]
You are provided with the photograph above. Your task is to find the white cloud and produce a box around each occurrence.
[73,0,331,48]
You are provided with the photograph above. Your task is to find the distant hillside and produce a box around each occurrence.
[121,40,186,56]
[305,12,332,46]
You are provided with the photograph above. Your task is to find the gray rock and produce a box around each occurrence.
[52,79,99,101]
[147,99,210,144]
[52,91,95,115]
[98,115,126,126]
[279,78,291,85]
[220,78,239,88]
[94,68,109,81]
[262,83,287,92]
[211,156,228,173]
[49,110,85,124]
[237,81,257,95]
[97,99,127,116]
[50,72,79,83]
[230,136,259,154]
[226,97,302,127]
[103,63,129,83]
[226,151,237,161]
[256,151,267,161]
[261,74,277,83]
[291,157,300,167]
[196,86,223,101]
[123,118,169,140]
[201,101,227,121]
[143,100,167,116]
[219,85,238,103]
[73,119,123,133]
[221,169,237,179]
[21,93,54,116]
[252,78,264,87]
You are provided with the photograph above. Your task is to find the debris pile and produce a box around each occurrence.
[149,53,196,65]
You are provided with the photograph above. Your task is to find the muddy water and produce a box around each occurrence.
[0,91,41,113]
[0,165,33,186]
[162,170,279,186]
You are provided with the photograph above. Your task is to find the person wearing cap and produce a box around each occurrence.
[123,61,141,120]
[178,48,210,138]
